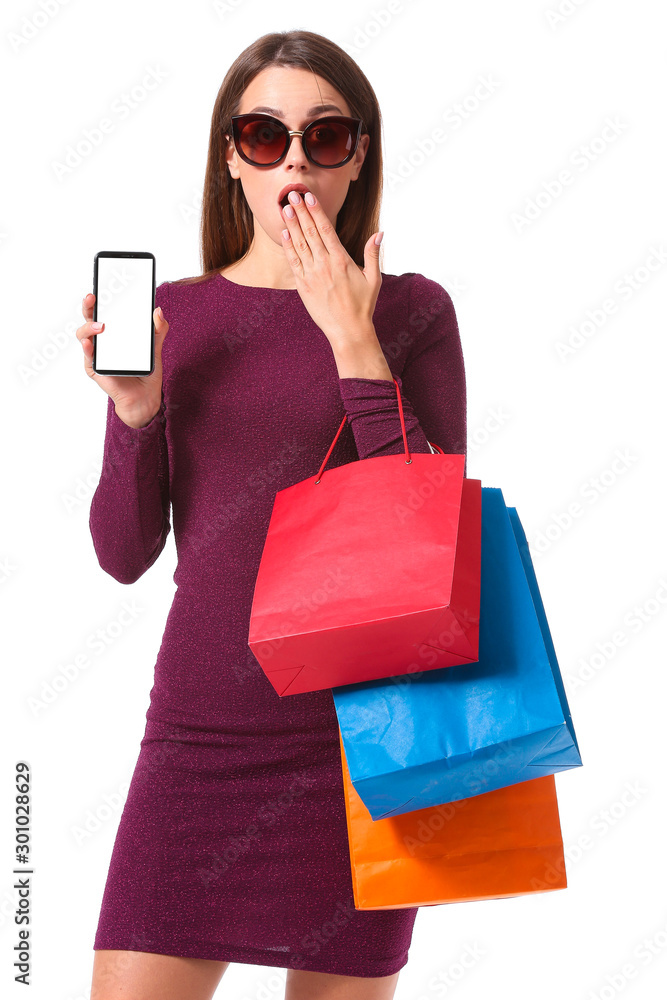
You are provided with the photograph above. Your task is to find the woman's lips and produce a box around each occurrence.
[278,185,311,207]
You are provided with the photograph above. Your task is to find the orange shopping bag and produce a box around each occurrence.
[339,731,567,909]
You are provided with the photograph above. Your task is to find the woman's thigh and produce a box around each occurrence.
[90,949,230,1000]
[285,967,401,1000]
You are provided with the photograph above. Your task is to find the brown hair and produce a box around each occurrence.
[173,29,383,287]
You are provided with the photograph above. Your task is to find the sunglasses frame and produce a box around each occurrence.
[228,113,364,168]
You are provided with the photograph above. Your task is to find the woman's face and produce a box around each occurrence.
[225,65,370,246]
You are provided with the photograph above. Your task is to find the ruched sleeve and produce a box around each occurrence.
[88,281,172,584]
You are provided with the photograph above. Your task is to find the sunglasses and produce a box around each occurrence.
[228,113,364,168]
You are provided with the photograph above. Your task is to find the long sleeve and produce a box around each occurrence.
[337,273,468,475]
[88,281,172,584]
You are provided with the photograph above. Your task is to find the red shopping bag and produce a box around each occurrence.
[248,377,482,696]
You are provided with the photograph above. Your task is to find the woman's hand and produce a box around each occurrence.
[279,190,384,351]
[77,292,169,428]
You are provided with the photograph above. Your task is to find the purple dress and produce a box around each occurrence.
[89,269,467,977]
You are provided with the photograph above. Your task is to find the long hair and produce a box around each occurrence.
[173,29,383,286]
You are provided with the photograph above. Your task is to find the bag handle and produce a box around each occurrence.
[314,376,443,484]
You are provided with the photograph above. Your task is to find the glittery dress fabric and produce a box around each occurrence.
[89,270,467,976]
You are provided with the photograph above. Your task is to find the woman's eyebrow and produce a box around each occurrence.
[247,104,344,119]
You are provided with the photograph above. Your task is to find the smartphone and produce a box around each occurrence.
[92,251,156,376]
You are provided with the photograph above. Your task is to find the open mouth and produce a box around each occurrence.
[279,187,310,209]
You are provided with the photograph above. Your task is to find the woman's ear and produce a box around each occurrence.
[224,134,240,181]
[351,133,370,182]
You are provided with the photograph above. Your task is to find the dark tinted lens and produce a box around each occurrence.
[238,118,286,164]
[305,121,354,165]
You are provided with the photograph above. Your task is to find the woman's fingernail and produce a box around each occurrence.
[91,322,103,330]
[304,192,316,207]
[375,231,384,246]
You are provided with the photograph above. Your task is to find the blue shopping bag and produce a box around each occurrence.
[332,486,582,820]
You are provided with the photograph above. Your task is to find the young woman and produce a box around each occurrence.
[80,29,467,1000]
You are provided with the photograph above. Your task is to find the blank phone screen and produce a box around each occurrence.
[95,255,154,374]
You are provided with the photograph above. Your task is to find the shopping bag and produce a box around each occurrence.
[248,377,482,696]
[339,732,568,909]
[332,486,582,820]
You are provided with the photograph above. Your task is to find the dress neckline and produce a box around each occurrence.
[216,270,395,293]
[216,272,300,293]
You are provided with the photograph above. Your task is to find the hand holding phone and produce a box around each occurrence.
[77,270,169,430]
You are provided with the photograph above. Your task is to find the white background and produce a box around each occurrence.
[2,1,666,998]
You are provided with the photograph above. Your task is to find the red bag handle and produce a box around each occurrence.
[314,376,443,484]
